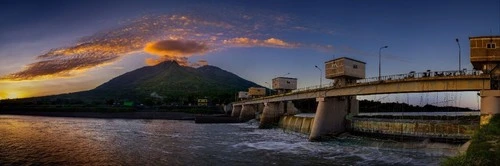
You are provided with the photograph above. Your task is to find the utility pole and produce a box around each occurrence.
[315,65,322,88]
[456,38,461,73]
[379,46,388,81]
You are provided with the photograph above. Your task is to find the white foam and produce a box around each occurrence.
[232,141,310,153]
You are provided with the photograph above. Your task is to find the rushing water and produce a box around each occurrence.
[0,115,456,165]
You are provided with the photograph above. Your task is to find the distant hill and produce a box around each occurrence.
[85,60,262,104]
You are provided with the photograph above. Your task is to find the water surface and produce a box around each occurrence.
[0,115,454,165]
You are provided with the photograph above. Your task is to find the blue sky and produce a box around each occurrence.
[0,0,498,108]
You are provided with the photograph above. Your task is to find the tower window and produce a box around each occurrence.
[487,43,496,49]
[353,65,358,69]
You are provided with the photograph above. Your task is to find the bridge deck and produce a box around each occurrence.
[235,71,490,105]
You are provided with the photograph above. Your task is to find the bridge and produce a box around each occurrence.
[230,35,500,141]
[234,70,489,105]
[231,69,497,140]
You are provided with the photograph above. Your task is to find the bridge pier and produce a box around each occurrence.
[309,96,358,141]
[223,104,233,116]
[231,105,242,118]
[240,104,257,122]
[480,90,500,125]
[285,101,300,115]
[255,103,265,121]
[259,102,283,129]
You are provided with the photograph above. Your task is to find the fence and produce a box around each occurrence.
[290,70,484,94]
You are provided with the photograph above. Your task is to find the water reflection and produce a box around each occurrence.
[0,116,118,165]
[0,115,448,165]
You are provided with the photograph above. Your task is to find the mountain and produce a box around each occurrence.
[85,61,262,104]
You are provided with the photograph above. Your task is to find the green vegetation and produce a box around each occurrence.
[442,115,500,166]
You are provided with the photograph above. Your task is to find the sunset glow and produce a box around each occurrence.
[0,0,498,109]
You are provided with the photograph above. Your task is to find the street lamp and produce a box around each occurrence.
[314,65,322,88]
[456,38,461,73]
[379,46,388,81]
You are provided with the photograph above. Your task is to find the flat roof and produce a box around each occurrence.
[273,77,297,80]
[249,87,265,89]
[325,57,366,64]
[469,36,500,39]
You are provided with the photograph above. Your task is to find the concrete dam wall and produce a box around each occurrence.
[279,114,315,134]
[351,117,479,140]
[278,114,479,140]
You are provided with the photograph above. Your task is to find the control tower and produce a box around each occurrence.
[272,77,297,94]
[470,36,500,89]
[324,57,366,87]
[470,36,500,73]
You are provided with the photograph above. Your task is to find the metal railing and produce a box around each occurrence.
[290,70,485,94]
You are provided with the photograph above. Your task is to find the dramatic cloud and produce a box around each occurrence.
[1,10,334,81]
[222,37,297,48]
[191,59,208,67]
[143,40,209,66]
[144,40,209,56]
[2,55,119,80]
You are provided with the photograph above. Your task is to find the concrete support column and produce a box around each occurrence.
[259,102,282,129]
[345,96,359,130]
[231,105,242,118]
[480,90,500,125]
[285,101,300,115]
[309,97,349,141]
[240,104,257,122]
[349,96,359,116]
[255,103,265,120]
[223,104,233,115]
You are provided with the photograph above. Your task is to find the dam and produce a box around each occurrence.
[230,35,500,141]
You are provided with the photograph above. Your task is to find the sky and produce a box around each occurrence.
[0,0,499,109]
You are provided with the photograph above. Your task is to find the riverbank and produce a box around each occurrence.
[442,115,500,165]
[0,111,198,120]
[0,105,227,120]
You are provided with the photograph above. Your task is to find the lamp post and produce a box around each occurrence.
[379,46,388,81]
[314,65,322,88]
[456,38,461,73]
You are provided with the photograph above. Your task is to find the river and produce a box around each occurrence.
[0,115,455,165]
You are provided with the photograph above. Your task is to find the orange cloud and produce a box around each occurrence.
[223,37,297,48]
[144,40,209,66]
[144,40,209,56]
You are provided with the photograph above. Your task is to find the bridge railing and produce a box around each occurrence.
[357,70,483,84]
[290,70,484,94]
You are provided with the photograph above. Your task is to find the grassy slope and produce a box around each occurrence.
[442,115,500,166]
